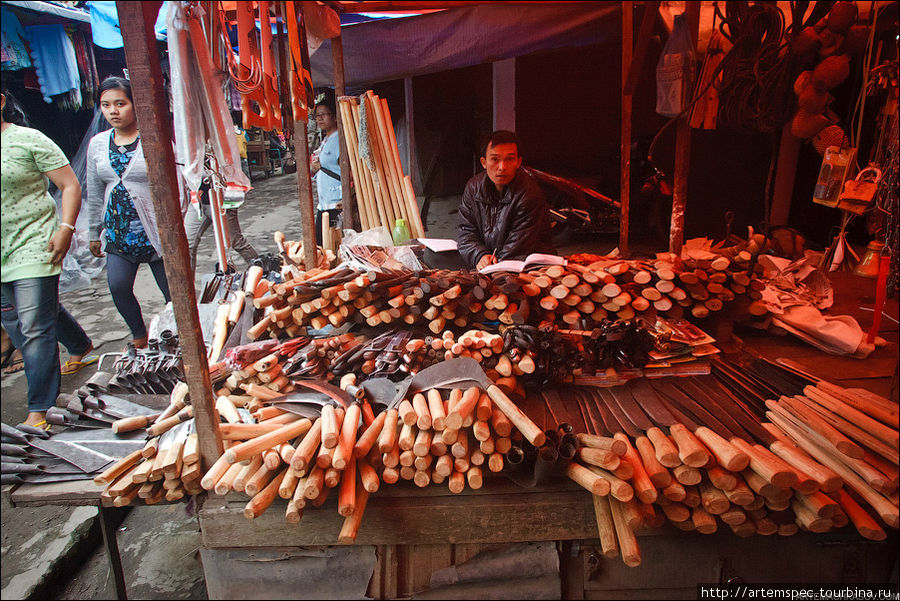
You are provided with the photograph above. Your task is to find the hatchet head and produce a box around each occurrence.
[391,358,490,407]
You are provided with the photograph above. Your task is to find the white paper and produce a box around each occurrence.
[418,238,458,252]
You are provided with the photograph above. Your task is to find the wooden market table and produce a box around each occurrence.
[5,272,898,599]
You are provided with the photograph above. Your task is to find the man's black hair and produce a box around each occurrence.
[480,130,521,158]
[314,101,335,116]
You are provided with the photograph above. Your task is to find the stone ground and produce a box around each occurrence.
[1,170,615,599]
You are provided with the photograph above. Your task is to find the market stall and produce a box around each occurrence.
[3,1,898,599]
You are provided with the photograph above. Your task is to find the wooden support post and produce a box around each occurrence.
[332,33,356,231]
[668,1,700,256]
[117,1,223,469]
[769,124,802,226]
[620,0,633,257]
[404,77,422,196]
[291,2,318,268]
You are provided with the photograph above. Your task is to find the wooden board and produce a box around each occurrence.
[200,483,597,548]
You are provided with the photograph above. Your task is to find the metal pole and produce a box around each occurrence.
[116,1,224,468]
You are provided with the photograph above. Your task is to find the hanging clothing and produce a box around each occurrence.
[1,8,32,70]
[23,24,81,103]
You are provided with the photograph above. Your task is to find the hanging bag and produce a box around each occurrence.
[656,13,696,118]
[837,166,882,215]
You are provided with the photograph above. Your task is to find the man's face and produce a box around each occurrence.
[481,142,522,190]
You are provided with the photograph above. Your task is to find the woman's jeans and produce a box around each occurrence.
[106,253,171,340]
[1,275,91,413]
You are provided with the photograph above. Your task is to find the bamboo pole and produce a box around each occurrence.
[338,98,372,230]
[351,99,390,229]
[371,93,412,230]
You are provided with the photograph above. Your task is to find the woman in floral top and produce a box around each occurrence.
[85,77,170,349]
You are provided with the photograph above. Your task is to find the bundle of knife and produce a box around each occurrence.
[521,355,898,567]
[1,421,146,485]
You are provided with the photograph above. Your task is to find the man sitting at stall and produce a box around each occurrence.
[457,130,555,270]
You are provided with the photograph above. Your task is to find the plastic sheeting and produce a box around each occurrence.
[53,107,110,293]
[309,2,619,87]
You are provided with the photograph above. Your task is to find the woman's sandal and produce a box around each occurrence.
[61,355,99,375]
[3,350,24,374]
[1,346,14,369]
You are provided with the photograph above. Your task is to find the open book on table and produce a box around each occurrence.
[479,253,566,274]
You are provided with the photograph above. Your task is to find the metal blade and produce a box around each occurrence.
[27,438,114,474]
[628,378,678,427]
[673,378,749,439]
[650,379,734,439]
[392,357,491,406]
[655,394,699,431]
[606,387,655,431]
[594,388,641,438]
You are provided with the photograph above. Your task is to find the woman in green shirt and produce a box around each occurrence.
[1,90,93,427]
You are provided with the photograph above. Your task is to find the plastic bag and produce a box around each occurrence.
[339,226,423,272]
[656,13,695,118]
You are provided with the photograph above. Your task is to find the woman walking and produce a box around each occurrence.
[1,89,94,427]
[86,77,171,349]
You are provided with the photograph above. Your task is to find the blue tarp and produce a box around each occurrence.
[86,0,168,48]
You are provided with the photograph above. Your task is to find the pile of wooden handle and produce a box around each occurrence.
[338,92,425,238]
[197,381,530,543]
[216,334,356,400]
[392,330,531,393]
[95,383,202,505]
[565,380,897,568]
[245,247,766,352]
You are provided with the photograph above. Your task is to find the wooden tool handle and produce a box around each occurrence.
[694,427,749,472]
[426,389,446,431]
[201,454,234,491]
[576,433,628,456]
[669,424,711,468]
[609,497,641,567]
[321,404,339,449]
[634,436,672,489]
[591,494,620,559]
[730,438,797,490]
[486,385,546,447]
[614,433,657,504]
[333,403,361,470]
[289,419,323,474]
[216,396,242,424]
[337,458,357,517]
[566,463,611,496]
[224,419,311,464]
[832,488,887,541]
[94,449,144,486]
[768,439,841,493]
[377,409,400,454]
[338,481,370,544]
[146,407,193,438]
[645,427,680,468]
[112,414,159,434]
[244,469,287,519]
[354,410,388,458]
[587,465,635,502]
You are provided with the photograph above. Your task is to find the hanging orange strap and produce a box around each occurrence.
[283,0,314,123]
[257,0,282,130]
[236,0,270,130]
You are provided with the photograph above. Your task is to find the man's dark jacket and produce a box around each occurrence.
[456,169,555,269]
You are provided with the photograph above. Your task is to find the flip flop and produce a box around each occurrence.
[3,352,24,374]
[61,355,99,376]
[1,346,14,369]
